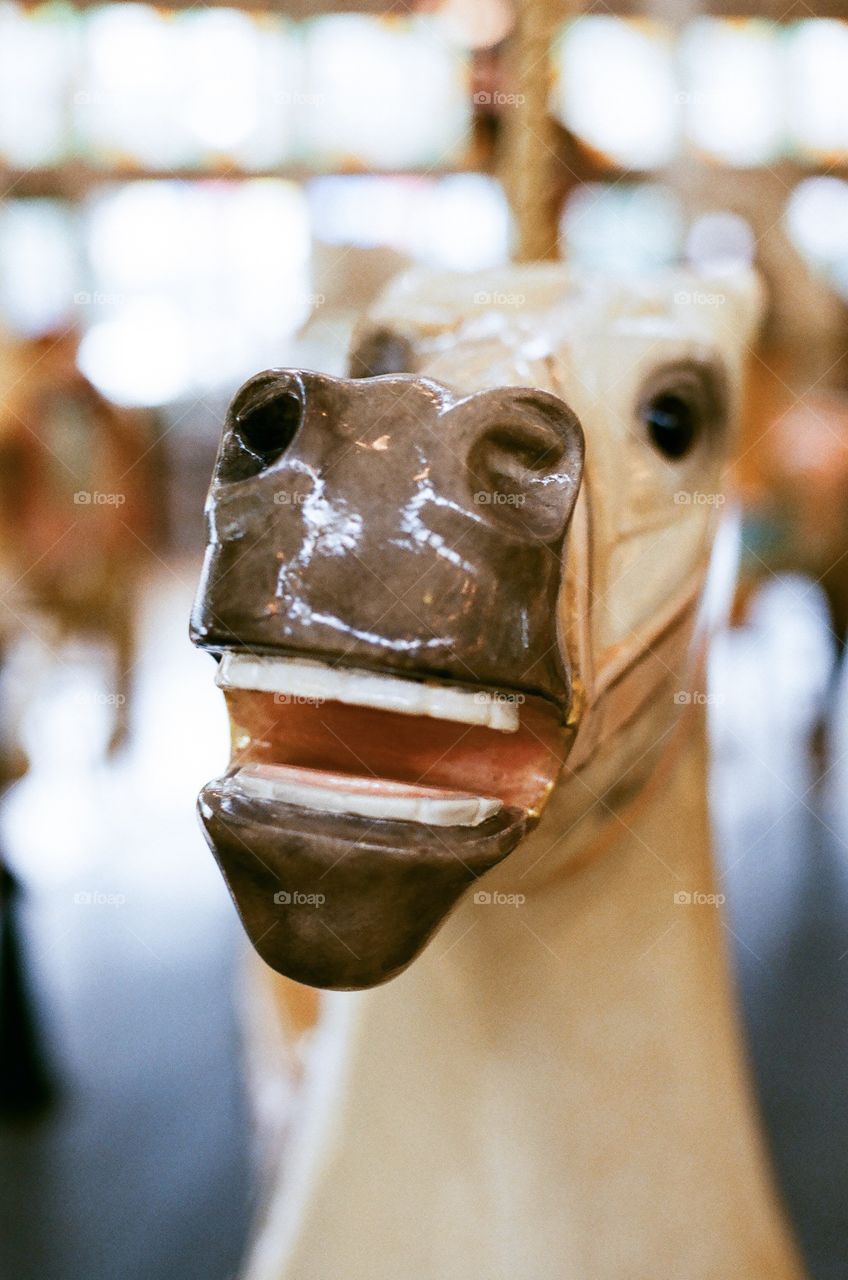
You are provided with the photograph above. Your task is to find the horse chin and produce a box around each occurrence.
[199,780,528,989]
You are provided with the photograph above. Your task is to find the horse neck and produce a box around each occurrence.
[253,724,804,1280]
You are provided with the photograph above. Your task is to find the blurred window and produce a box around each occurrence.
[0,200,80,335]
[785,177,848,267]
[307,173,509,269]
[0,1,76,167]
[76,5,297,170]
[298,16,470,169]
[685,211,756,270]
[785,176,848,300]
[560,183,683,271]
[680,19,783,167]
[786,20,848,161]
[78,180,311,405]
[552,18,677,170]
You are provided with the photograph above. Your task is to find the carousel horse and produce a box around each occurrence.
[0,330,151,757]
[191,264,804,1278]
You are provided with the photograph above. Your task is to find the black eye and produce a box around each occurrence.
[638,363,726,462]
[236,391,301,466]
[643,392,699,460]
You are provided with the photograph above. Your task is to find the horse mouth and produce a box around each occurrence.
[198,650,571,989]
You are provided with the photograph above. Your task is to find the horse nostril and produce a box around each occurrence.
[236,391,302,466]
[462,392,584,544]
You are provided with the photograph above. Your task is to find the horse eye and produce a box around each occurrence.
[643,392,699,460]
[638,362,726,463]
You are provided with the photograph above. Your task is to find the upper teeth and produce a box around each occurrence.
[215,653,520,733]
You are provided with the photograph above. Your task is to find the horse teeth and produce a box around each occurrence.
[233,763,502,828]
[215,653,520,733]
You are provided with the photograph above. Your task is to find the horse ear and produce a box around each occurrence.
[348,328,415,379]
[463,388,585,544]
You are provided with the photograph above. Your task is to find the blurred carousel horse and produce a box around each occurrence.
[0,330,152,759]
[733,392,848,755]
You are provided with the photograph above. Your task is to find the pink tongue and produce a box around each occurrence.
[237,762,487,804]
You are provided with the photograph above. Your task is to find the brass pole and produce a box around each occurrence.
[503,0,564,263]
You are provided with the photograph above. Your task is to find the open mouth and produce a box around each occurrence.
[198,651,571,989]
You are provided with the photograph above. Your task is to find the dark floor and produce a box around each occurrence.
[0,570,847,1279]
[712,576,848,1280]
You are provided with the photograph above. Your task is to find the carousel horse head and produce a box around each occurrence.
[191,264,762,990]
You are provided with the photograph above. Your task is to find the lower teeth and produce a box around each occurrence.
[233,763,502,828]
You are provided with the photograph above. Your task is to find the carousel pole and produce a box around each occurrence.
[502,0,569,263]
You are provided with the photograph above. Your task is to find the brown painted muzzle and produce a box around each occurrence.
[191,370,584,989]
